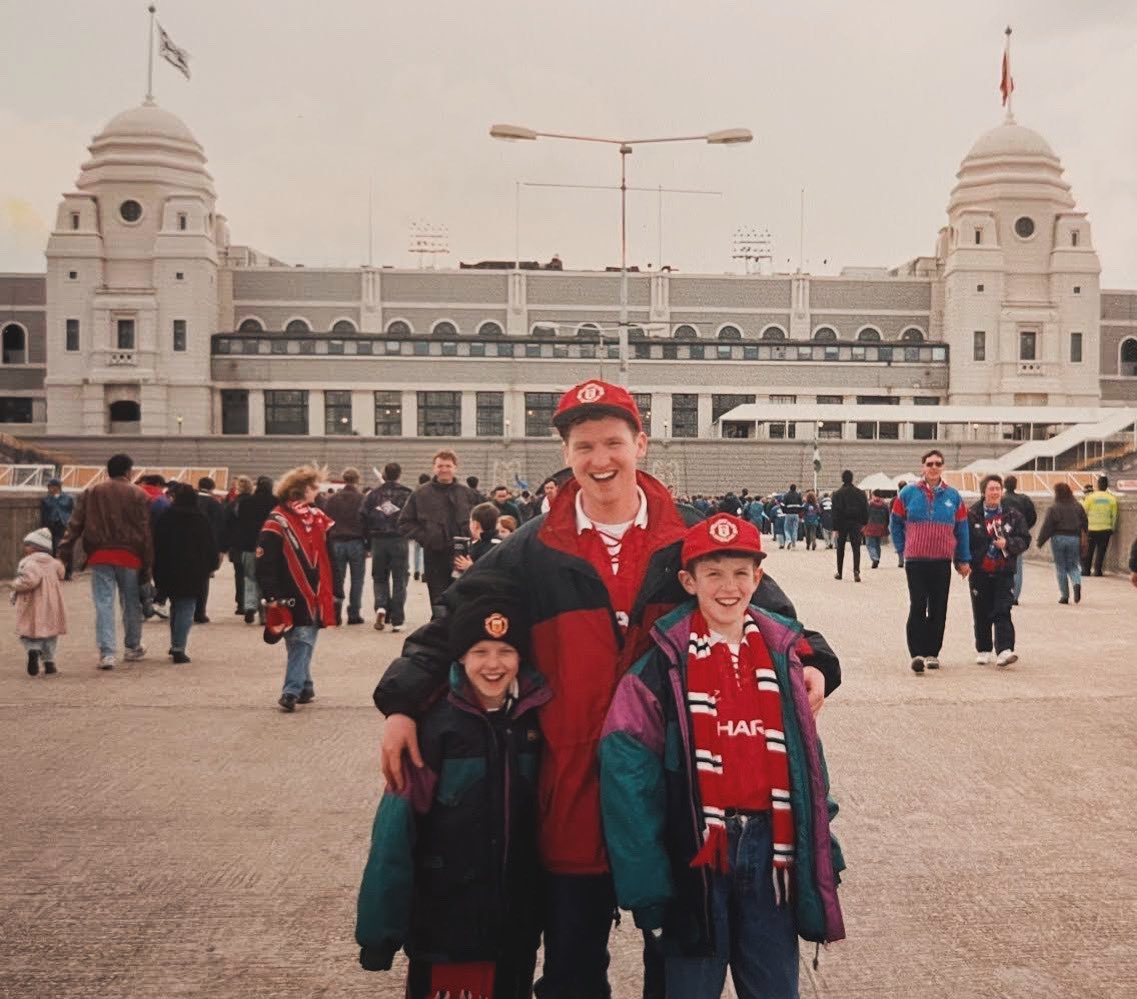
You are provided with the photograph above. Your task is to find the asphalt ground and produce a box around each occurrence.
[2,545,1135,999]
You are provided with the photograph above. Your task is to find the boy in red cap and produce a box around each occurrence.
[375,381,842,999]
[600,514,845,998]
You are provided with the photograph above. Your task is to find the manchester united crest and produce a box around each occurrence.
[708,517,739,544]
[576,382,605,404]
[484,613,510,639]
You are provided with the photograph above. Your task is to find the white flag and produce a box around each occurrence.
[158,22,191,80]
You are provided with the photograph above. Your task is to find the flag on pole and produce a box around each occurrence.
[1000,29,1014,107]
[158,22,191,80]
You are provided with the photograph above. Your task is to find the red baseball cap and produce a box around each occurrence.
[681,513,765,567]
[552,379,643,433]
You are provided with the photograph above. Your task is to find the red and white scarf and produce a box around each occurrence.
[686,609,794,903]
[260,501,336,626]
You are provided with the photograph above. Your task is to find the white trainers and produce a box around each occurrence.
[975,652,992,665]
[391,624,403,633]
[924,656,940,670]
[124,646,146,662]
[996,650,1018,668]
[98,655,116,670]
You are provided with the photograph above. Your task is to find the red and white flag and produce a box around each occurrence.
[1000,32,1014,106]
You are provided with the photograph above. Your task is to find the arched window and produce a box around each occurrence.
[673,324,698,340]
[627,326,646,340]
[109,400,140,422]
[1121,338,1137,376]
[760,326,787,341]
[1,323,27,364]
[385,319,412,336]
[531,323,557,338]
[331,319,357,334]
[477,321,504,338]
[813,326,837,342]
[432,320,458,337]
[901,327,925,343]
[285,318,311,334]
[717,325,742,340]
[857,327,882,342]
[237,318,264,333]
[574,323,600,338]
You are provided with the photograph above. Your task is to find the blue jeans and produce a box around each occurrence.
[371,534,409,625]
[782,514,800,547]
[665,813,798,999]
[168,596,196,653]
[21,636,59,660]
[91,563,143,657]
[283,624,318,697]
[1050,535,1082,600]
[1012,555,1024,602]
[330,538,366,618]
[866,535,882,564]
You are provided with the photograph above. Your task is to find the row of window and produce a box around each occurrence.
[214,335,949,365]
[971,330,1090,364]
[234,317,928,343]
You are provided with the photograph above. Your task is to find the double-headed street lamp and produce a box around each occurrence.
[490,123,752,385]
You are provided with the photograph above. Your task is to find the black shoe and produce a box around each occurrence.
[854,572,861,582]
[297,689,315,704]
[872,560,879,569]
[26,650,40,676]
[413,571,421,581]
[193,615,210,624]
[278,693,297,713]
[834,572,842,580]
[171,651,191,664]
[910,656,925,674]
[898,559,905,568]
[244,610,256,624]
[234,608,244,615]
[1074,584,1082,604]
[44,662,57,675]
[347,615,365,625]
[1059,596,1069,604]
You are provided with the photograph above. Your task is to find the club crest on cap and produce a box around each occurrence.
[708,517,739,544]
[484,613,509,639]
[576,382,605,404]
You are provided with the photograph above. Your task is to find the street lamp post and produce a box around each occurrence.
[490,124,752,386]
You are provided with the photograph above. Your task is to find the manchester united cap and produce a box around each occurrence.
[552,379,643,433]
[681,513,765,568]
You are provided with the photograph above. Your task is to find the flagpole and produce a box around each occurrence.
[1004,25,1013,122]
[145,4,156,103]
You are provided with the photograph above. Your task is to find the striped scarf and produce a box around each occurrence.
[686,609,794,904]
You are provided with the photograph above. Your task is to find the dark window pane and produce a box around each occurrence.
[417,391,460,436]
[631,393,652,436]
[65,319,80,352]
[172,319,187,352]
[265,390,309,435]
[672,393,698,438]
[712,394,755,423]
[325,390,352,435]
[0,397,33,423]
[221,390,248,435]
[524,392,558,437]
[116,319,135,350]
[476,392,503,436]
[1070,332,1083,363]
[375,391,402,435]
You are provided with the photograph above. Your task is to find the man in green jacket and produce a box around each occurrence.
[1082,475,1119,577]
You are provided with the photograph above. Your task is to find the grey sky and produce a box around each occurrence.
[2,1,1136,285]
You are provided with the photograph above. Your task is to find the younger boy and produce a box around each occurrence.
[356,586,549,999]
[11,527,67,676]
[600,514,845,998]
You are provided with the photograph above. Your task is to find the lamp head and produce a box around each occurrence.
[706,128,753,145]
[490,124,537,141]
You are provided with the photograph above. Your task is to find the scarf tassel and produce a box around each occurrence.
[689,824,731,874]
[772,862,792,908]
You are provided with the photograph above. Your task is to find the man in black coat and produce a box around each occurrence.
[194,477,227,623]
[830,469,869,581]
[1001,475,1037,604]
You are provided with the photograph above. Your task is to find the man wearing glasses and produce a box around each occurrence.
[890,449,971,674]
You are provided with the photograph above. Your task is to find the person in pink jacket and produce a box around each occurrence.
[11,527,67,676]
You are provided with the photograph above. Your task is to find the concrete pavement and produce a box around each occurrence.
[1,547,1135,998]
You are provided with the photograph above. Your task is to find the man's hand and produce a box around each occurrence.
[802,666,825,717]
[381,714,422,792]
[453,554,473,574]
[994,537,1007,551]
[957,563,971,579]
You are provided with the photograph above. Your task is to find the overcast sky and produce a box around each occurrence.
[2,1,1136,285]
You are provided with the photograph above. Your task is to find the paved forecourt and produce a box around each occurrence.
[1,545,1135,998]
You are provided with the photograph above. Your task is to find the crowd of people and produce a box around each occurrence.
[7,377,1137,998]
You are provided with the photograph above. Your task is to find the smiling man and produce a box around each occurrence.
[373,380,841,999]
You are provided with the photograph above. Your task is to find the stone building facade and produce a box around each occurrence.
[2,101,1136,443]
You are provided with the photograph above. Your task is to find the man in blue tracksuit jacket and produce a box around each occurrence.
[890,449,970,675]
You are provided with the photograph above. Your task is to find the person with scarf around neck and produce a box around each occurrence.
[600,514,845,998]
[255,466,336,712]
[965,475,1031,668]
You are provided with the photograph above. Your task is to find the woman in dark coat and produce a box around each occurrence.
[153,483,220,663]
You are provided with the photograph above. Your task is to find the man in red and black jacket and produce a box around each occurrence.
[375,380,841,999]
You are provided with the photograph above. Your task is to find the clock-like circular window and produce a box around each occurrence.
[119,200,143,223]
[1014,216,1035,239]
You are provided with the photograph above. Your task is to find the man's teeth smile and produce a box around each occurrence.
[590,471,617,481]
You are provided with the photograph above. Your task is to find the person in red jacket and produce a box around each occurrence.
[375,380,841,999]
